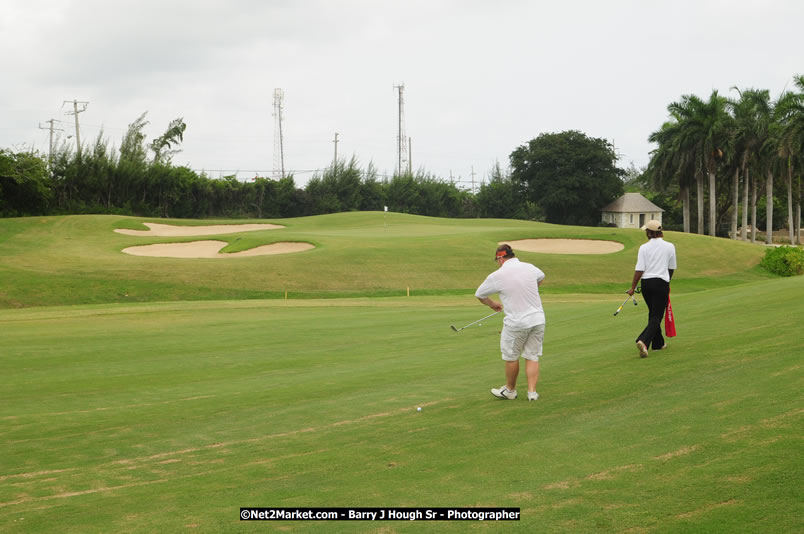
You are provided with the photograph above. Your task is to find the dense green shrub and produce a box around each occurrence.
[0,149,52,216]
[760,246,804,276]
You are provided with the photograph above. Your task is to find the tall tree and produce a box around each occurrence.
[760,93,791,245]
[777,75,804,244]
[661,96,705,233]
[510,130,624,226]
[667,92,732,236]
[120,112,150,164]
[150,118,187,164]
[648,119,696,232]
[476,161,528,219]
[729,88,772,241]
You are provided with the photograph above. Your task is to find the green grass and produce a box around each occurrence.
[0,213,773,308]
[1,278,802,532]
[0,213,800,532]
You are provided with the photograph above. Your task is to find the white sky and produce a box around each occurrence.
[2,0,801,189]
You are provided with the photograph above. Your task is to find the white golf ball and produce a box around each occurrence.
[417,407,422,412]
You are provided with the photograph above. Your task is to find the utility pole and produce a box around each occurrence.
[63,100,88,156]
[273,89,285,179]
[470,166,476,195]
[332,132,339,170]
[394,83,407,176]
[408,137,412,175]
[38,119,63,168]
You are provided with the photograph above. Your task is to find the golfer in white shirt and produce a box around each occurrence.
[475,244,546,401]
[627,220,677,358]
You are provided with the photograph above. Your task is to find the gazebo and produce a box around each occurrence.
[600,193,664,229]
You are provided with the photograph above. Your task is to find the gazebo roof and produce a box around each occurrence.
[600,193,664,213]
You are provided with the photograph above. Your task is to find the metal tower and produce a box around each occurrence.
[395,84,408,176]
[272,89,285,179]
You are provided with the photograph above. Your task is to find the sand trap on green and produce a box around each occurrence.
[503,238,624,254]
[122,240,314,258]
[115,222,284,236]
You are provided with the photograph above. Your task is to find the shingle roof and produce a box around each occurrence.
[600,193,664,213]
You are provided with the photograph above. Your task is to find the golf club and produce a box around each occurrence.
[614,286,641,316]
[613,294,635,316]
[450,310,501,332]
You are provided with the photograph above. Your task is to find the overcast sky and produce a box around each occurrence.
[2,0,802,189]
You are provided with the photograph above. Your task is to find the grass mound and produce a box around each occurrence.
[0,213,773,308]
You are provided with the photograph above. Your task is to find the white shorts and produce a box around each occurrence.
[500,324,545,362]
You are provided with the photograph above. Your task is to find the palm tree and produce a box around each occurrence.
[777,75,804,245]
[760,100,788,245]
[668,97,705,234]
[793,75,804,243]
[729,88,772,241]
[667,92,732,236]
[726,152,740,240]
[703,92,733,237]
[757,84,804,246]
[648,117,700,233]
[662,97,705,233]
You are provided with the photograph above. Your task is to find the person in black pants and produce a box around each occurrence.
[626,220,677,358]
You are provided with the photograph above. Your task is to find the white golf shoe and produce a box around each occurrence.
[491,386,517,400]
[637,340,649,358]
[527,392,539,401]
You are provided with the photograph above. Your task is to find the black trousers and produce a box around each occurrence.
[637,277,670,350]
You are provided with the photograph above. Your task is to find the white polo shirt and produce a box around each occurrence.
[635,238,677,282]
[475,258,546,329]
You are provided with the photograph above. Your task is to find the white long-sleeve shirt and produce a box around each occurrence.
[475,258,546,329]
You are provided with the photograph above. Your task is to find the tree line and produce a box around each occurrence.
[0,113,623,223]
[645,75,804,244]
[0,142,492,220]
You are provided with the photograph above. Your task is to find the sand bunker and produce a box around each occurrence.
[122,240,314,258]
[115,222,284,237]
[502,239,624,254]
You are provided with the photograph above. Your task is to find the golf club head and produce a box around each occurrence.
[450,325,460,332]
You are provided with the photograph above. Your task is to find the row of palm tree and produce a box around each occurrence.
[647,75,803,244]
